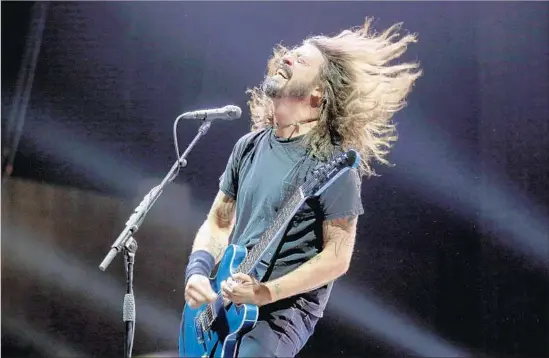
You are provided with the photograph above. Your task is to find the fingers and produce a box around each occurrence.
[187,298,198,309]
[187,275,218,302]
[190,287,208,302]
[186,274,257,307]
[199,285,218,302]
[186,291,216,308]
[185,283,218,308]
[221,280,240,304]
[185,288,200,309]
[186,287,208,306]
[232,273,253,284]
[221,280,233,297]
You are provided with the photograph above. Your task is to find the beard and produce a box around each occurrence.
[261,76,314,99]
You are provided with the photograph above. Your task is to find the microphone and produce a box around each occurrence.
[180,105,242,121]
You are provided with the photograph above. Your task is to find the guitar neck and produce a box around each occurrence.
[234,188,307,276]
[231,149,358,278]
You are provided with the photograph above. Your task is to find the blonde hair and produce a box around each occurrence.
[246,18,422,177]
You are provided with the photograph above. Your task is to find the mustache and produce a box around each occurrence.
[276,62,293,78]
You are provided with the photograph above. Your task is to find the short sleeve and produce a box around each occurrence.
[319,168,364,221]
[218,130,265,200]
[219,141,242,200]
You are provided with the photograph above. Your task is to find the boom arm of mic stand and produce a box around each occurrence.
[99,120,212,271]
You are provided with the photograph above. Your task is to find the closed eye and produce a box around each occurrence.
[296,57,309,66]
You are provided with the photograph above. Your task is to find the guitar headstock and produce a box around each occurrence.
[306,149,360,197]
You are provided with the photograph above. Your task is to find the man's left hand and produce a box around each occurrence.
[221,273,272,307]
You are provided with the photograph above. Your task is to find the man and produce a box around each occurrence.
[184,18,421,357]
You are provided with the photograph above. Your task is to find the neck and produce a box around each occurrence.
[272,98,319,139]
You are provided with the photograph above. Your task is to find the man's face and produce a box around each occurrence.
[262,43,325,99]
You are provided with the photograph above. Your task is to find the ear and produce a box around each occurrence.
[310,86,324,108]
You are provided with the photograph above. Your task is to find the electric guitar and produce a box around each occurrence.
[178,149,360,358]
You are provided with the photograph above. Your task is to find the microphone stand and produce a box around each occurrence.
[99,119,213,358]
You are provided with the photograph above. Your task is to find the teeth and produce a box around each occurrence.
[277,70,287,79]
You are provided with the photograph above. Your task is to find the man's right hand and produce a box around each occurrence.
[185,274,218,309]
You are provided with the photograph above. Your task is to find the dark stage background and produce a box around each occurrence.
[2,2,548,357]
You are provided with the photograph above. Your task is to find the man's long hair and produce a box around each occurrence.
[246,18,422,177]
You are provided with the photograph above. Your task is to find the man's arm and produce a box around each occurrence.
[191,190,236,263]
[261,216,357,305]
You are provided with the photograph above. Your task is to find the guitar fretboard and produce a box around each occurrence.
[233,188,305,276]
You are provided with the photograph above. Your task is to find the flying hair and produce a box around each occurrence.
[246,18,422,177]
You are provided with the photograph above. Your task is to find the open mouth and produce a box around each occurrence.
[276,69,289,79]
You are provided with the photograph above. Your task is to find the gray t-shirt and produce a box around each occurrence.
[219,128,363,317]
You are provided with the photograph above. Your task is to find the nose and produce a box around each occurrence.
[282,55,293,67]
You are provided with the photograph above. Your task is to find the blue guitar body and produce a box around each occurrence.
[179,245,259,358]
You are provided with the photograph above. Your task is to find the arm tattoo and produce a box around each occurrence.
[199,192,236,258]
[213,194,236,229]
[308,254,322,265]
[208,240,226,260]
[323,216,357,258]
[274,283,282,296]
